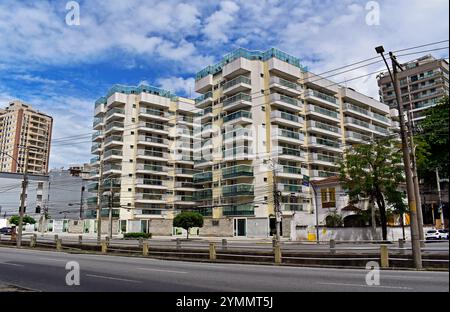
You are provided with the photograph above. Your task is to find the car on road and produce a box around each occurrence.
[0,227,12,235]
[426,229,449,240]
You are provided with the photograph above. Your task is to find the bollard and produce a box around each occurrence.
[105,236,110,247]
[138,237,143,248]
[78,235,83,245]
[398,238,405,255]
[56,238,62,251]
[30,234,37,248]
[142,242,149,256]
[54,234,59,244]
[101,240,108,254]
[380,244,389,268]
[222,239,228,251]
[209,243,216,261]
[176,238,181,250]
[274,242,282,264]
[330,239,336,255]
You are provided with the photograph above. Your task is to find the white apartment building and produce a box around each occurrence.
[90,48,398,238]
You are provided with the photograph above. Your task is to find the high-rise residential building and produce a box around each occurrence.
[0,100,53,175]
[89,48,398,238]
[377,55,449,124]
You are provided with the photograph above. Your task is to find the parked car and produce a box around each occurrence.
[0,227,12,235]
[426,229,449,240]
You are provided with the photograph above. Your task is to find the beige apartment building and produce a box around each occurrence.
[377,55,449,124]
[0,100,53,175]
[89,48,398,238]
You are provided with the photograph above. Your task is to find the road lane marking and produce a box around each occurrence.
[0,262,24,267]
[36,257,67,262]
[317,282,412,290]
[137,267,188,274]
[85,274,141,283]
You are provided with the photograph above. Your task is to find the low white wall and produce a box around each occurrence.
[295,226,435,241]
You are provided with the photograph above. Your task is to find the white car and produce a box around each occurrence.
[426,229,449,240]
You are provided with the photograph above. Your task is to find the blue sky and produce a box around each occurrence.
[0,0,448,169]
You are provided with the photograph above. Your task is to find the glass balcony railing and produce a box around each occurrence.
[137,193,166,201]
[278,184,302,193]
[195,91,213,104]
[140,108,168,118]
[138,135,166,145]
[310,121,340,133]
[275,128,302,140]
[222,146,252,158]
[271,111,300,122]
[104,164,122,172]
[280,147,303,158]
[223,204,254,216]
[105,121,124,131]
[193,171,213,183]
[271,76,300,90]
[193,208,213,217]
[105,108,125,118]
[314,137,341,148]
[372,112,390,124]
[282,203,304,211]
[139,122,166,131]
[309,105,338,118]
[223,93,252,107]
[281,166,302,175]
[346,131,371,141]
[137,164,166,172]
[222,184,254,197]
[305,89,337,104]
[223,128,252,141]
[175,168,196,175]
[104,149,123,158]
[90,156,100,164]
[137,149,165,158]
[93,118,104,127]
[105,135,123,144]
[223,110,252,123]
[345,103,370,116]
[91,143,101,152]
[140,179,164,186]
[223,76,251,90]
[315,153,338,163]
[92,131,104,140]
[222,165,253,179]
[193,189,213,201]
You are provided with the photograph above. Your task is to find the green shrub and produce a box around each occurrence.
[123,232,152,239]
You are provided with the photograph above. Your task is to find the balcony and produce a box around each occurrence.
[104,121,124,134]
[105,108,125,121]
[272,128,304,144]
[282,203,304,211]
[277,146,305,161]
[345,131,371,143]
[174,195,196,205]
[310,153,339,166]
[193,171,213,184]
[222,76,252,95]
[104,135,123,147]
[222,93,252,112]
[222,146,253,160]
[194,91,213,108]
[91,143,102,154]
[93,117,104,130]
[92,131,104,142]
[175,168,196,176]
[222,165,253,179]
[90,156,100,165]
[278,165,303,178]
[136,164,168,175]
[308,136,341,152]
[223,110,252,126]
[135,193,167,203]
[193,189,213,201]
[223,128,252,143]
[270,93,302,112]
[103,149,123,160]
[306,104,339,121]
[372,112,390,125]
[345,117,388,135]
[136,178,167,190]
[103,164,122,175]
[311,170,338,178]
[269,76,302,97]
[306,120,341,137]
[87,183,98,193]
[137,135,168,148]
[138,122,168,135]
[223,184,254,197]
[107,92,127,107]
[102,179,121,189]
[140,107,170,121]
[270,111,302,128]
[304,89,339,108]
[222,204,254,216]
[278,183,303,194]
[174,181,196,190]
[137,149,167,161]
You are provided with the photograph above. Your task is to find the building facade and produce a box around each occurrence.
[0,100,53,175]
[89,48,398,238]
[377,55,449,124]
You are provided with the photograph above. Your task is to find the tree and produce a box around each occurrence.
[415,96,449,184]
[325,212,343,227]
[339,137,404,240]
[385,188,408,240]
[173,211,204,239]
[9,215,36,226]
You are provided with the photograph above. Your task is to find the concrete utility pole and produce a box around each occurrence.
[96,151,104,243]
[436,168,444,229]
[17,147,29,248]
[108,180,114,239]
[272,161,281,242]
[310,181,320,244]
[376,46,422,269]
[79,186,85,219]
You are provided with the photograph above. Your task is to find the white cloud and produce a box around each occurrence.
[156,77,197,97]
[203,1,240,44]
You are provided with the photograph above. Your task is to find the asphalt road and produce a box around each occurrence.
[0,247,448,292]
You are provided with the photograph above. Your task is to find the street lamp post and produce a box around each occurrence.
[375,46,422,269]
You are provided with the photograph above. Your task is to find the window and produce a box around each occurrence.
[321,187,336,208]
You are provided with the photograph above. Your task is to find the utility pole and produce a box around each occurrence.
[436,168,444,229]
[79,185,85,219]
[268,159,281,242]
[310,181,320,244]
[96,151,104,243]
[108,179,114,239]
[17,147,29,248]
[376,46,422,269]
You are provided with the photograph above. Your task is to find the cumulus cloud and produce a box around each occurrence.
[203,1,240,44]
[156,77,197,98]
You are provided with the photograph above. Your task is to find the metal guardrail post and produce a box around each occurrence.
[101,240,108,254]
[222,239,228,251]
[105,236,110,247]
[330,239,336,255]
[176,238,181,250]
[54,234,59,244]
[143,242,149,256]
[274,242,282,264]
[380,244,389,268]
[78,235,83,245]
[56,238,62,251]
[398,238,405,255]
[30,234,37,248]
[209,243,216,261]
